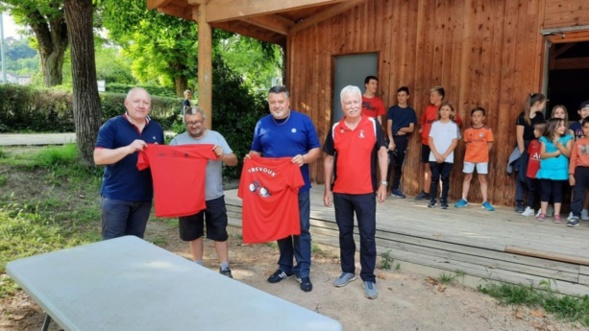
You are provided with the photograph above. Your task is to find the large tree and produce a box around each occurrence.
[63,0,101,166]
[101,0,200,95]
[0,0,68,86]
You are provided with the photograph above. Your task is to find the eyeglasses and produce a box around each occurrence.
[186,120,204,126]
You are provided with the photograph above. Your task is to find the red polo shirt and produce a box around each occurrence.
[323,116,386,194]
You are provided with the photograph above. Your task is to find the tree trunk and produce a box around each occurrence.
[174,76,188,97]
[29,12,68,87]
[64,0,102,166]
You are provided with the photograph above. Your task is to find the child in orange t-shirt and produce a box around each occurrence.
[454,107,494,210]
[567,117,589,226]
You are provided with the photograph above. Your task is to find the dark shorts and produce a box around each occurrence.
[178,196,228,242]
[421,144,431,163]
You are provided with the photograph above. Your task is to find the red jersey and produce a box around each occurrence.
[362,96,385,119]
[238,155,304,244]
[137,144,217,218]
[323,116,386,194]
[526,139,541,179]
[420,104,463,145]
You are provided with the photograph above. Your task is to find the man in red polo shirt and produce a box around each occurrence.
[323,85,388,300]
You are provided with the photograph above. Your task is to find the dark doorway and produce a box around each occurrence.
[547,41,589,120]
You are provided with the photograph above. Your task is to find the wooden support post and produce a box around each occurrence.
[196,6,213,129]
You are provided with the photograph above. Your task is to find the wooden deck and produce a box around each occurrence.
[225,185,589,296]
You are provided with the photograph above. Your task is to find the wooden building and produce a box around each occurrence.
[149,0,589,206]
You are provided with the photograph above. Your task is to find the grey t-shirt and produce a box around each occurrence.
[169,130,233,201]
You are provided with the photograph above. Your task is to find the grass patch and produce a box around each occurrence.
[479,281,589,326]
[0,146,103,298]
[438,270,465,285]
[379,250,394,270]
[0,174,6,186]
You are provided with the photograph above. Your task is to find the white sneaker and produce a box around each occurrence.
[521,207,535,217]
[582,209,589,221]
[567,212,574,221]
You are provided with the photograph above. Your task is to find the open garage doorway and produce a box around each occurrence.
[545,31,589,121]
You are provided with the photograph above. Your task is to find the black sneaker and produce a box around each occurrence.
[427,200,437,208]
[219,267,233,278]
[415,191,431,200]
[267,269,293,283]
[295,275,313,292]
[567,217,580,227]
[514,201,524,213]
[441,202,449,209]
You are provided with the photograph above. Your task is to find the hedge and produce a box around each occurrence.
[0,84,181,132]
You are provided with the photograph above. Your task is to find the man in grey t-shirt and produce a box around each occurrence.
[169,106,238,278]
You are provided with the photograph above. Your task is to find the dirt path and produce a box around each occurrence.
[0,222,582,331]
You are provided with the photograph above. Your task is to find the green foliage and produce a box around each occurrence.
[105,83,176,98]
[218,35,282,91]
[209,58,268,179]
[95,47,136,84]
[101,0,200,90]
[479,280,589,326]
[379,250,394,270]
[0,85,181,132]
[0,85,74,132]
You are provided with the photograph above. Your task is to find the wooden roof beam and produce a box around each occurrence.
[155,4,194,21]
[550,57,589,70]
[290,0,367,34]
[147,0,175,10]
[206,0,347,23]
[241,15,294,35]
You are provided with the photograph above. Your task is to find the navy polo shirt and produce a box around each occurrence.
[96,115,164,201]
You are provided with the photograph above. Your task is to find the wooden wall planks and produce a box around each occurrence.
[286,0,587,206]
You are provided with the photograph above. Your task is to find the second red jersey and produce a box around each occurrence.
[238,155,304,244]
[137,144,217,218]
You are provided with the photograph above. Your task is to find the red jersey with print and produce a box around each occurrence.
[362,96,385,119]
[323,116,386,194]
[137,144,217,218]
[238,155,304,244]
[526,139,541,179]
[420,104,463,145]
[464,126,494,163]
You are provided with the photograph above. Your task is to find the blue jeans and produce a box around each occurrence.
[100,197,152,240]
[277,190,311,278]
[333,193,377,283]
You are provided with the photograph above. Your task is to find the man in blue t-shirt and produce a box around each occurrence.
[249,86,321,292]
[94,87,164,240]
[386,86,417,198]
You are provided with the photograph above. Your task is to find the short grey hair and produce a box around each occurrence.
[340,85,362,102]
[268,86,290,98]
[185,105,207,119]
[126,87,151,102]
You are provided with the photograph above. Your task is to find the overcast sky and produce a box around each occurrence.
[2,12,22,39]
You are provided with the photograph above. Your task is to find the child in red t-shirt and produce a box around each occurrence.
[521,121,546,216]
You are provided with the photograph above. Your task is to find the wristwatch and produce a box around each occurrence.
[380,180,388,186]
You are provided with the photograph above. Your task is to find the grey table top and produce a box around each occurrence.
[7,236,342,331]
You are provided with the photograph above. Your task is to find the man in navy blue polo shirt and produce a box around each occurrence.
[94,87,164,240]
[249,86,321,292]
